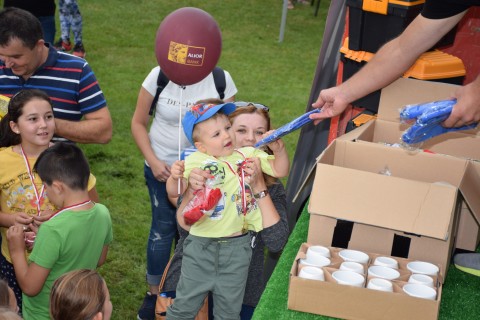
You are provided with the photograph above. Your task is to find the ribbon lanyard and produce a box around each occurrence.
[48,200,93,221]
[20,146,45,216]
[222,150,248,215]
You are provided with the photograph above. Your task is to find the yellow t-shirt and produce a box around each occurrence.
[185,147,275,237]
[0,147,96,262]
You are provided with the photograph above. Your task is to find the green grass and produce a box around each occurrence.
[53,1,331,319]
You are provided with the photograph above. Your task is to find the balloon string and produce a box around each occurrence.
[178,86,185,195]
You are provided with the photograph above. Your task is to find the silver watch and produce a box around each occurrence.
[253,189,269,199]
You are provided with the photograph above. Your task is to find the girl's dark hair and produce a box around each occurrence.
[0,89,52,148]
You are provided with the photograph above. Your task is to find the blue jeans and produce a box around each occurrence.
[38,16,56,44]
[144,164,177,286]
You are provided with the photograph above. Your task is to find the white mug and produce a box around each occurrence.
[368,265,400,280]
[307,245,331,258]
[338,249,369,264]
[374,256,399,269]
[299,255,331,268]
[403,283,437,300]
[298,266,325,281]
[332,270,365,287]
[340,261,364,274]
[408,274,435,288]
[407,261,439,276]
[367,278,393,292]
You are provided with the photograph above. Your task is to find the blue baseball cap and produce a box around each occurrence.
[183,102,236,144]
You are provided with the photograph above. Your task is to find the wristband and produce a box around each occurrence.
[253,189,269,199]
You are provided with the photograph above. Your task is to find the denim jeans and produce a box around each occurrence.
[38,16,56,44]
[144,164,177,286]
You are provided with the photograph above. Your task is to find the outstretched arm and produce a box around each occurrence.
[310,11,467,123]
[7,226,49,296]
[265,133,289,178]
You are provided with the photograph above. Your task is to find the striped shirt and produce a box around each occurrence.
[0,45,107,123]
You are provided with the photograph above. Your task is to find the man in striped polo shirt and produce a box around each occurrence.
[0,7,112,144]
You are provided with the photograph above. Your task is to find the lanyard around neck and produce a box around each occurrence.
[222,149,248,215]
[48,200,93,221]
[20,145,45,216]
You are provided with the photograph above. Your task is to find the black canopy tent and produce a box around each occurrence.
[264,0,348,279]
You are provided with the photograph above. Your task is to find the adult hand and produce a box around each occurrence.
[444,77,480,128]
[6,225,26,253]
[310,86,351,124]
[151,158,171,182]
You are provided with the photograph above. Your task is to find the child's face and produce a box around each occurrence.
[231,113,268,148]
[194,115,235,157]
[10,98,54,148]
[43,182,62,208]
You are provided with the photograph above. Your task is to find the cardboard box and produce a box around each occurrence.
[287,139,480,319]
[289,243,443,320]
[338,78,480,251]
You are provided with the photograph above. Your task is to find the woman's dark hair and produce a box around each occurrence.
[0,89,52,148]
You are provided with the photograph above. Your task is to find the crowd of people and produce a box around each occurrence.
[0,1,479,319]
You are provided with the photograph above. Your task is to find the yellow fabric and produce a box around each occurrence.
[185,147,275,237]
[0,147,96,263]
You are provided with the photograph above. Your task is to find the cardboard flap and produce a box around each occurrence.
[378,78,460,122]
[459,162,480,225]
[309,164,457,240]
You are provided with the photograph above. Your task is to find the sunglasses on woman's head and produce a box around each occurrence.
[233,101,269,112]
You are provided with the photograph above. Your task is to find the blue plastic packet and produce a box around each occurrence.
[401,99,478,144]
[254,109,321,148]
[399,99,456,122]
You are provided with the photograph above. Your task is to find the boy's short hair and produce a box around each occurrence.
[182,102,236,144]
[34,142,90,190]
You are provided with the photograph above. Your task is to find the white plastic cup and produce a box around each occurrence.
[367,278,393,292]
[298,266,325,281]
[407,261,439,276]
[408,274,435,288]
[299,255,331,268]
[368,265,400,280]
[307,245,331,258]
[340,261,364,274]
[338,249,370,264]
[332,270,365,287]
[403,283,437,300]
[374,256,399,269]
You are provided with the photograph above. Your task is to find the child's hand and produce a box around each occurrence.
[170,160,185,180]
[243,158,267,192]
[263,130,286,153]
[6,225,26,253]
[31,210,54,232]
[189,168,213,191]
[14,212,33,228]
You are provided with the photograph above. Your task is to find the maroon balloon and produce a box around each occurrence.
[155,7,222,86]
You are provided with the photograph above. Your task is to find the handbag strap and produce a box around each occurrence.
[158,253,175,292]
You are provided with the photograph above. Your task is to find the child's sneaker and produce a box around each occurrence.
[73,43,86,58]
[54,39,72,51]
[137,291,157,320]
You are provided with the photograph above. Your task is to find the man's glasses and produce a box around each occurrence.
[233,101,269,112]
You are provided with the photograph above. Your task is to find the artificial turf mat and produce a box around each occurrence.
[253,204,480,320]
